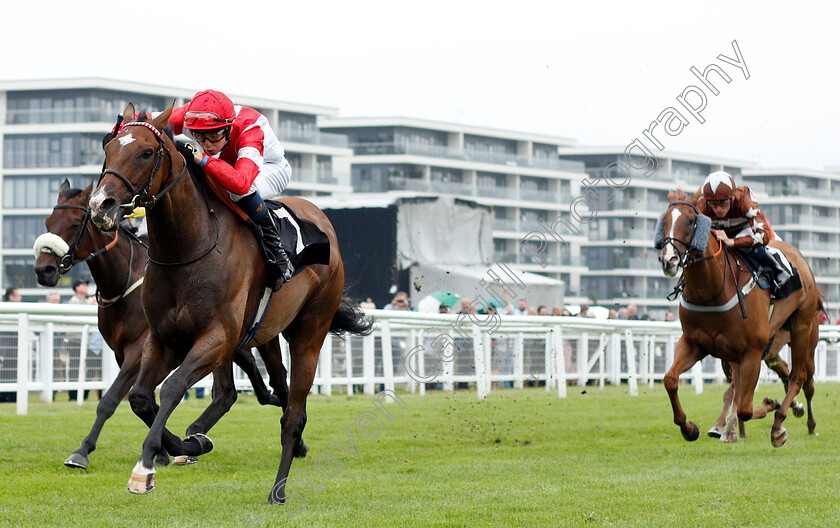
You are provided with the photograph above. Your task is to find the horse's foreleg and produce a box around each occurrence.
[663,338,705,442]
[721,363,740,443]
[127,334,223,494]
[709,361,734,438]
[735,350,763,425]
[173,362,238,466]
[65,346,141,469]
[269,333,323,505]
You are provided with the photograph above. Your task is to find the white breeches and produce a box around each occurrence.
[229,156,292,201]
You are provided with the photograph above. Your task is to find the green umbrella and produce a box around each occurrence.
[429,290,461,308]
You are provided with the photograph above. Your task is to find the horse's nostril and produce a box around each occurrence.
[102,197,116,212]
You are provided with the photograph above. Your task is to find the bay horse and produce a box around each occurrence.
[657,190,820,447]
[89,104,372,503]
[34,181,290,469]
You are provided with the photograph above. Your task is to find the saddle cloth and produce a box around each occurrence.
[265,201,331,278]
[741,246,801,300]
[200,175,330,277]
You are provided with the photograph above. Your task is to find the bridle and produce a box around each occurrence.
[49,204,120,274]
[661,201,722,268]
[101,121,187,210]
[100,119,220,267]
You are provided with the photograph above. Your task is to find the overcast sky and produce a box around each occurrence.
[2,1,837,170]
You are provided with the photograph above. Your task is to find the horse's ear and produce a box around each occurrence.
[152,103,174,133]
[122,103,136,123]
[59,179,71,196]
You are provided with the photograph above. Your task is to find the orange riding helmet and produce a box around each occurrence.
[183,89,235,130]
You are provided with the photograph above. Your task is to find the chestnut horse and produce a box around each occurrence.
[657,190,820,447]
[89,104,372,503]
[33,181,289,469]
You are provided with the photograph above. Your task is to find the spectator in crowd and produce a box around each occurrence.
[665,312,676,322]
[608,309,618,320]
[457,298,477,315]
[383,291,411,311]
[46,292,61,304]
[561,308,572,316]
[640,314,652,321]
[551,306,564,316]
[537,306,548,316]
[527,307,538,316]
[507,299,528,316]
[577,304,593,318]
[68,280,96,305]
[438,303,450,314]
[626,304,639,320]
[359,297,376,310]
[617,307,629,319]
[3,287,21,302]
[818,312,829,325]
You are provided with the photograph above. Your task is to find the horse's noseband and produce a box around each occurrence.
[660,201,709,269]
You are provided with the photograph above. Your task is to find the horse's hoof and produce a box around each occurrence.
[294,439,309,458]
[183,433,214,455]
[707,426,724,438]
[771,428,788,448]
[127,471,155,494]
[762,397,780,410]
[64,453,89,469]
[792,402,805,418]
[720,432,738,443]
[172,455,199,466]
[682,421,700,442]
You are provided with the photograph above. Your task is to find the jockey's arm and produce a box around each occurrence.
[200,126,265,196]
[732,190,771,248]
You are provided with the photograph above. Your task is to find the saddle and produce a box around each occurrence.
[201,174,330,278]
[739,247,802,301]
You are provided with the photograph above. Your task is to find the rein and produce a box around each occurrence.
[105,121,221,268]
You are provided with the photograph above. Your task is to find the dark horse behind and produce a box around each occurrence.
[33,181,290,469]
[89,104,373,503]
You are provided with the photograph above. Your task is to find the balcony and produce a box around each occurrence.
[275,130,348,148]
[494,252,585,267]
[350,142,584,172]
[292,168,349,187]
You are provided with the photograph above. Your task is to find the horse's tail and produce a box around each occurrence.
[330,296,375,337]
[817,288,828,318]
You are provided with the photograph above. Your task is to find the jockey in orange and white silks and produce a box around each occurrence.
[698,171,791,287]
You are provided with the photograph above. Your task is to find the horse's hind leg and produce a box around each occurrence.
[65,346,141,469]
[241,344,284,407]
[663,338,705,442]
[257,337,308,457]
[763,332,803,417]
[770,317,816,447]
[803,323,818,435]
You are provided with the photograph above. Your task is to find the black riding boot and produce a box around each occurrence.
[237,193,294,292]
[254,213,294,291]
[756,246,791,288]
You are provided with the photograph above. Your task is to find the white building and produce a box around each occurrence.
[0,78,352,300]
[319,116,589,308]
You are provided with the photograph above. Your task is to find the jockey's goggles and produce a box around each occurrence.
[191,128,229,143]
[707,198,732,207]
[184,110,234,128]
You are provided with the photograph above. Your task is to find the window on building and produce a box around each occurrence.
[3,175,85,208]
[3,216,48,249]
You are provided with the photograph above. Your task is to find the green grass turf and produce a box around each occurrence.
[1,383,839,527]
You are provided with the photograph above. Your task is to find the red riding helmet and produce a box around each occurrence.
[702,171,736,201]
[183,89,235,130]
